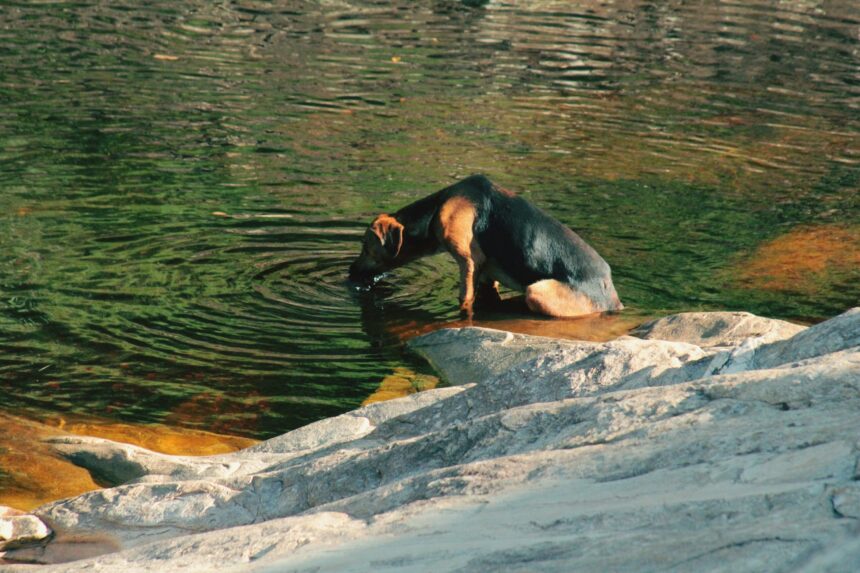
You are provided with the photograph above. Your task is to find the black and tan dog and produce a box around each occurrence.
[349,175,623,318]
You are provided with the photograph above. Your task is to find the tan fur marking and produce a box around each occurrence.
[437,197,477,255]
[525,279,600,318]
[436,197,485,313]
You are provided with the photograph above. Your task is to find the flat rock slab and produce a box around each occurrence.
[631,311,806,347]
[1,308,858,572]
[407,326,597,385]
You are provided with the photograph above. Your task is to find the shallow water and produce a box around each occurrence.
[0,0,858,447]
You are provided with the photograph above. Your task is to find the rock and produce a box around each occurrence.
[407,326,597,385]
[2,308,857,572]
[791,528,860,573]
[0,508,52,551]
[0,533,119,566]
[831,486,860,519]
[753,307,860,368]
[631,311,806,348]
[245,385,466,456]
[0,507,25,520]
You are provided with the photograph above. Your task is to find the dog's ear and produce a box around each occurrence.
[371,215,404,259]
[384,223,403,258]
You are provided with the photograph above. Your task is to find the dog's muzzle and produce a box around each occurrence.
[348,263,384,290]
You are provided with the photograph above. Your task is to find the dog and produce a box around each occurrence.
[348,174,623,318]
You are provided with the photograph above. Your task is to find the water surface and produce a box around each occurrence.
[1,0,858,443]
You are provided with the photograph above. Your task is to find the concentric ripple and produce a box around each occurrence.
[0,0,857,443]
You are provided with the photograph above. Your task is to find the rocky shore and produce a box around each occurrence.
[2,308,859,572]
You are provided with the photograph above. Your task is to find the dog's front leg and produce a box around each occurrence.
[436,196,484,317]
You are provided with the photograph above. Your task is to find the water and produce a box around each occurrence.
[0,0,858,440]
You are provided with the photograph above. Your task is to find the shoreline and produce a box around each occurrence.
[0,310,643,512]
[0,414,259,512]
[2,307,858,570]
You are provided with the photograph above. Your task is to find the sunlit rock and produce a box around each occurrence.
[753,307,860,368]
[631,310,805,347]
[0,414,257,512]
[0,507,52,551]
[4,308,857,572]
[407,326,593,385]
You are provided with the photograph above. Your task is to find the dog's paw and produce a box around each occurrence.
[459,300,474,319]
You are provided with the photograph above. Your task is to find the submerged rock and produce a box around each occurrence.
[1,309,857,572]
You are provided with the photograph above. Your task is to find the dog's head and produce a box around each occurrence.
[348,214,405,287]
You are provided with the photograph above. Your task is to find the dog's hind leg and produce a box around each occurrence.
[525,279,599,318]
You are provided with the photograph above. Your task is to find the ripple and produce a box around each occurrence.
[0,0,857,444]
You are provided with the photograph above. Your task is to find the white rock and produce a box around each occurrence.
[0,511,52,551]
[0,507,25,520]
[407,326,591,385]
[0,308,856,573]
[631,310,806,348]
[754,307,860,368]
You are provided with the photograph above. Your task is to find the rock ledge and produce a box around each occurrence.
[1,309,858,572]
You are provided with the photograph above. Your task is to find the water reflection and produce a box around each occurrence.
[0,0,857,460]
[355,285,640,345]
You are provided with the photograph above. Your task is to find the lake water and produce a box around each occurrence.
[1,0,858,444]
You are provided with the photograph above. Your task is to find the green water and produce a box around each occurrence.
[0,1,858,438]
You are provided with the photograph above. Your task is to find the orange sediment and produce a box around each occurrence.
[0,414,101,511]
[382,308,642,344]
[0,413,257,511]
[734,225,860,293]
[362,367,439,406]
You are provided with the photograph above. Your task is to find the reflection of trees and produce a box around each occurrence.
[467,0,853,100]
[7,0,851,193]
